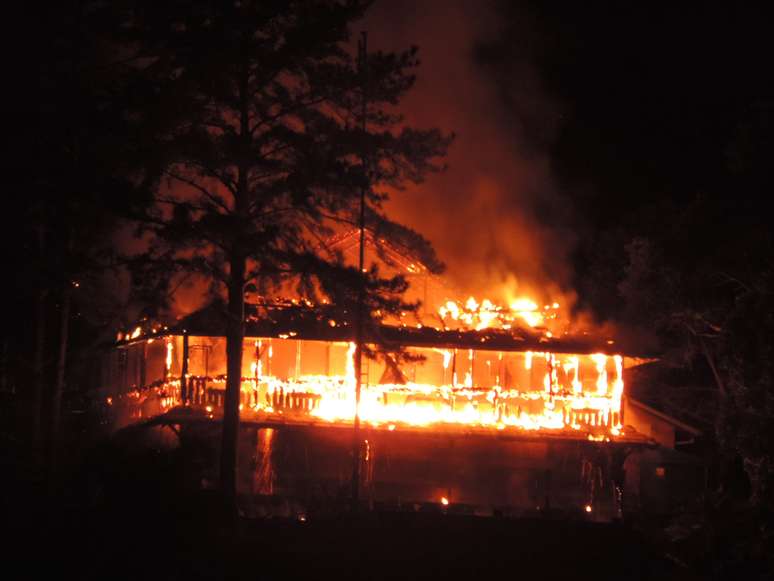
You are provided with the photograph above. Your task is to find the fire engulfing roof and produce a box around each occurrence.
[163,299,640,357]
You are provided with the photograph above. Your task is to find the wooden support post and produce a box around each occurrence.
[181,334,189,404]
[140,342,147,389]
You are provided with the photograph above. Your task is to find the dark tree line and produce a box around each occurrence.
[7,1,157,484]
[572,101,774,513]
[569,104,773,572]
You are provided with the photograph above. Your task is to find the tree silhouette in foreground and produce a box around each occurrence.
[128,1,452,509]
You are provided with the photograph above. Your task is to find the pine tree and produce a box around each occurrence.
[127,0,452,509]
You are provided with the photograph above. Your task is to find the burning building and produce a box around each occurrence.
[100,231,698,519]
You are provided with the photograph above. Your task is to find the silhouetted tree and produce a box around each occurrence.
[126,0,451,508]
[578,99,774,511]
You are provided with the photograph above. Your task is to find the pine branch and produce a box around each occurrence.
[162,169,230,213]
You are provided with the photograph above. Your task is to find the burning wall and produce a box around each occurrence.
[104,329,635,441]
[100,304,660,519]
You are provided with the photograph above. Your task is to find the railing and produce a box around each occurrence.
[107,374,623,439]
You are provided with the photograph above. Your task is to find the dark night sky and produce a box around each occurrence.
[510,2,773,208]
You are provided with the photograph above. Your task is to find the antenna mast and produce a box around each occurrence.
[351,30,368,510]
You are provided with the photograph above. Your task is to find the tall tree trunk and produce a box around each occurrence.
[221,255,245,511]
[32,225,47,466]
[220,44,250,515]
[49,282,72,487]
[1,337,8,394]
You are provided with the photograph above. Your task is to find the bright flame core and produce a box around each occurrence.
[438,296,559,331]
[139,339,627,439]
[114,293,623,440]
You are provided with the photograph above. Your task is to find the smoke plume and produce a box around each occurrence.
[363,0,575,306]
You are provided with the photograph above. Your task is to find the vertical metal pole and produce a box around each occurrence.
[352,30,368,510]
[181,333,189,404]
